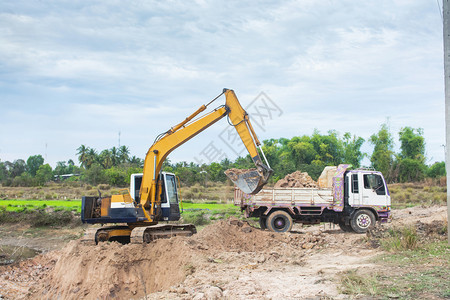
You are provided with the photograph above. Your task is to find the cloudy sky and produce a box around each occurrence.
[0,0,445,168]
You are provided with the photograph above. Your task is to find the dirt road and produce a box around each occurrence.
[0,205,447,299]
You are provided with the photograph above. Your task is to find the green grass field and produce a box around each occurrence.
[0,199,240,227]
[0,199,238,215]
[0,199,82,212]
[181,202,237,212]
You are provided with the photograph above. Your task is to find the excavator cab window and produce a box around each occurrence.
[134,176,142,203]
[165,174,179,204]
[159,174,167,203]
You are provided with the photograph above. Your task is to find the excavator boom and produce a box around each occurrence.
[140,89,272,221]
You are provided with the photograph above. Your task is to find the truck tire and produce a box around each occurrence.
[266,210,293,233]
[350,209,375,234]
[338,220,353,232]
[259,217,267,230]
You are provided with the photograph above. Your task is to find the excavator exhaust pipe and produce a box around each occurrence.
[225,165,273,195]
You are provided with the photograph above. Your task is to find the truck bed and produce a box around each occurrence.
[234,187,334,207]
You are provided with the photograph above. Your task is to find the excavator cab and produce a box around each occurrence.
[131,172,181,221]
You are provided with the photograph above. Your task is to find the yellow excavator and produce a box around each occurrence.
[81,89,272,243]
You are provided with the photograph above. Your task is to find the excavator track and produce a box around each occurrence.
[81,226,132,244]
[81,224,196,244]
[130,224,197,244]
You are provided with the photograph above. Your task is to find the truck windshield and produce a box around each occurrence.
[165,174,179,204]
[363,174,386,195]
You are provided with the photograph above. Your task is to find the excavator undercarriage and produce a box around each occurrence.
[82,224,197,245]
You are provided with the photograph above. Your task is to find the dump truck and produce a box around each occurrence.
[234,164,391,233]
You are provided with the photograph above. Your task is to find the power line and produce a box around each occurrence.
[438,0,443,21]
[442,0,450,244]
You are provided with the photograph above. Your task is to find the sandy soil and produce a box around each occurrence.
[0,205,447,300]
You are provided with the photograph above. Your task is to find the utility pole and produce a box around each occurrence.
[443,0,450,243]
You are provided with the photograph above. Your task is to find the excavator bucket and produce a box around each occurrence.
[225,166,273,194]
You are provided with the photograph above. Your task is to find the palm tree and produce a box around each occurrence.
[129,156,144,168]
[118,145,130,164]
[99,149,113,169]
[110,147,119,167]
[76,145,88,168]
[85,148,98,169]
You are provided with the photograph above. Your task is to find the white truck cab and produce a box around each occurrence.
[347,170,391,207]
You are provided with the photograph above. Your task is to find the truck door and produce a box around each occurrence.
[348,173,361,205]
[361,173,387,206]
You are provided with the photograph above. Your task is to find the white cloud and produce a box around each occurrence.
[0,0,445,167]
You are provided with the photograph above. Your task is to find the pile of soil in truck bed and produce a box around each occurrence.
[274,170,318,188]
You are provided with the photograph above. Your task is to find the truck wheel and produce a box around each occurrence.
[350,209,375,234]
[266,210,293,233]
[338,220,353,232]
[259,217,267,230]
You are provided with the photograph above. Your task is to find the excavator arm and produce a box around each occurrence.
[139,89,272,222]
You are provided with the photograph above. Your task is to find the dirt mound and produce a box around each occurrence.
[190,218,326,254]
[28,219,328,299]
[33,238,193,300]
[191,219,283,252]
[274,171,317,188]
[0,252,56,299]
[415,220,447,238]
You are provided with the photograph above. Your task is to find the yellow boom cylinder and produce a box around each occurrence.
[169,105,207,134]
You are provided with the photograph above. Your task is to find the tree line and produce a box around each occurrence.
[0,124,445,187]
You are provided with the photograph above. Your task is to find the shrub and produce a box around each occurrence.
[98,184,111,191]
[381,227,418,251]
[104,167,127,187]
[209,194,220,201]
[394,192,406,202]
[30,210,74,227]
[182,211,210,226]
[340,270,378,296]
[183,191,194,199]
[0,209,80,227]
[427,161,445,178]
